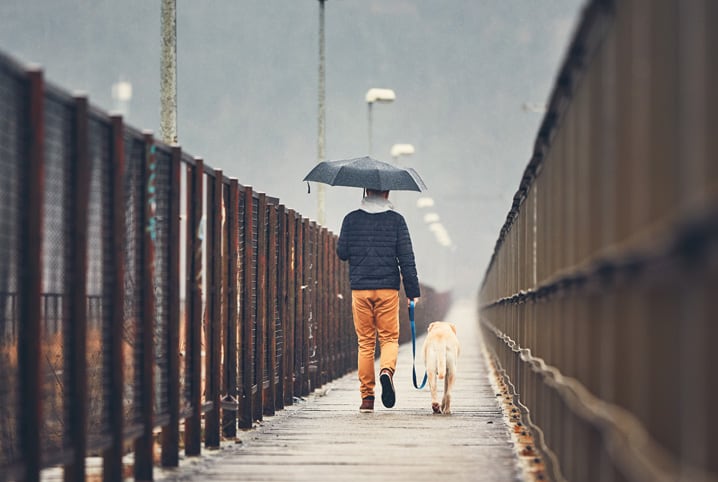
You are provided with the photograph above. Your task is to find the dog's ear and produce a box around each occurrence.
[427,322,436,332]
[450,323,457,334]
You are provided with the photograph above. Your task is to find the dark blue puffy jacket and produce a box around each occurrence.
[336,209,420,299]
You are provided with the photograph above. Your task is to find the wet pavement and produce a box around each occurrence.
[156,298,523,482]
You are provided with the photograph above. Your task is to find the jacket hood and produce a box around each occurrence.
[359,194,394,213]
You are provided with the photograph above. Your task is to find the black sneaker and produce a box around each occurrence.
[379,369,396,408]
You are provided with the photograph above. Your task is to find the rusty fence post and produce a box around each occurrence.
[184,158,203,456]
[18,67,44,482]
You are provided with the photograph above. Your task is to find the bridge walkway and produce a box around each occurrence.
[156,299,524,482]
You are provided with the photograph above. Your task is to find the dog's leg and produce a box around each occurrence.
[441,372,453,414]
[429,370,440,413]
[442,354,456,414]
[426,349,440,413]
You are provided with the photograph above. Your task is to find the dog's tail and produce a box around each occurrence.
[436,340,447,380]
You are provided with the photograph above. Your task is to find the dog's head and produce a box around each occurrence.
[427,321,457,335]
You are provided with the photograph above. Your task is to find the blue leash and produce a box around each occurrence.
[409,300,428,389]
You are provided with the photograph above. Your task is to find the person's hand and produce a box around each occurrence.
[408,298,419,307]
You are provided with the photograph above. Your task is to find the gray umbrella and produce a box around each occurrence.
[303,156,427,192]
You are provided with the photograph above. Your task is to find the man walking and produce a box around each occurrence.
[337,188,420,412]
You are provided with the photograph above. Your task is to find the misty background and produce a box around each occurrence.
[0,0,585,299]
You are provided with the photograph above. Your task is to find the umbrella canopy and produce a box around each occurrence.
[303,156,427,192]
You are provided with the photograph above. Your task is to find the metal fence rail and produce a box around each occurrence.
[479,1,717,481]
[0,49,451,482]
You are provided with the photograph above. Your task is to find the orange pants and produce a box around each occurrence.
[351,289,400,399]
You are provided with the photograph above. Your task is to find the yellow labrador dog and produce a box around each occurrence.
[422,321,460,414]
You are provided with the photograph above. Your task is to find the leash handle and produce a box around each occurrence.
[409,300,428,389]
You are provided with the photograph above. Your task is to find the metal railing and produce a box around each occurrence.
[0,50,450,481]
[479,1,717,481]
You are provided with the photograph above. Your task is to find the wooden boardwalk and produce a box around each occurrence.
[156,299,523,482]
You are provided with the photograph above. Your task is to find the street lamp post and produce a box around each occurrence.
[365,88,395,156]
[316,0,327,225]
[160,0,177,144]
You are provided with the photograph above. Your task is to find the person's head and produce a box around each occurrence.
[364,189,390,199]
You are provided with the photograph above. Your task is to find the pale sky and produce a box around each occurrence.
[0,0,586,297]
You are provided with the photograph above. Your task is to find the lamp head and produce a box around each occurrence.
[365,88,396,104]
[390,144,415,158]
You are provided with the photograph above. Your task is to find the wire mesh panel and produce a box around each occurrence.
[41,89,74,460]
[223,183,230,400]
[252,197,259,390]
[295,217,306,396]
[232,185,244,399]
[272,206,282,385]
[222,181,239,438]
[237,186,245,399]
[85,112,112,450]
[123,129,145,432]
[153,146,172,419]
[0,57,25,471]
[203,170,222,446]
[178,160,189,416]
[181,157,204,454]
[200,172,208,410]
[262,204,271,388]
[307,225,317,377]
